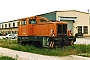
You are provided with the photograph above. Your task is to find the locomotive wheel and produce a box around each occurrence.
[49,41,54,48]
[70,41,74,46]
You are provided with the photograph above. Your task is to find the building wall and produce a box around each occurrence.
[0,20,18,35]
[56,10,90,36]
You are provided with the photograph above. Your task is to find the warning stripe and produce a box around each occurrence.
[50,41,54,48]
[71,41,74,46]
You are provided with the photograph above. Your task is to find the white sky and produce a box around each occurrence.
[0,0,90,22]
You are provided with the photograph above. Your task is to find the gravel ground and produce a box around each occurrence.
[58,55,90,60]
[0,37,90,60]
[75,37,90,45]
[0,47,90,60]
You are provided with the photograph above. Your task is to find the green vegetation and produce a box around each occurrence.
[0,56,16,60]
[79,53,90,57]
[0,39,90,57]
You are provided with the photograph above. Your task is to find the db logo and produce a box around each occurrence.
[23,29,26,34]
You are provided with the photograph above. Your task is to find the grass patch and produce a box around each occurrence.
[79,53,90,57]
[0,56,16,60]
[0,39,90,56]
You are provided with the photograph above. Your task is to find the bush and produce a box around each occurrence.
[0,56,16,60]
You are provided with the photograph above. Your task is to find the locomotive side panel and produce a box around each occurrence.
[33,24,50,36]
[48,23,56,37]
[28,24,33,36]
[33,24,40,36]
[39,24,49,36]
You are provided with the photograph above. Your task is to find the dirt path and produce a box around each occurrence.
[58,55,90,60]
[0,47,62,60]
[0,47,90,60]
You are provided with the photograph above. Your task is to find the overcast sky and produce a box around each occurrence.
[0,0,90,22]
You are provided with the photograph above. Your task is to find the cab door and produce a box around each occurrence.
[21,20,28,36]
[28,19,36,36]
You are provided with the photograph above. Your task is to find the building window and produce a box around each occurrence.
[83,26,88,34]
[78,26,82,33]
[14,31,18,34]
[9,23,11,27]
[5,24,7,28]
[0,24,1,28]
[12,31,14,34]
[2,24,3,28]
[13,23,15,27]
[22,20,26,25]
[8,31,11,34]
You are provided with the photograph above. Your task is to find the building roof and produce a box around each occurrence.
[38,10,89,16]
[1,20,18,23]
[56,10,89,14]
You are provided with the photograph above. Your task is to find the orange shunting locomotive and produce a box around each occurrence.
[18,16,76,48]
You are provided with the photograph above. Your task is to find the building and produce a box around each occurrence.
[0,10,90,36]
[40,10,90,36]
[0,20,18,35]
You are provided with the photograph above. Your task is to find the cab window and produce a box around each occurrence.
[22,20,26,25]
[29,19,36,24]
[40,20,46,22]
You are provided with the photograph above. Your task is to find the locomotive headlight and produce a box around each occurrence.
[52,33,55,37]
[50,29,55,37]
[52,30,55,37]
[70,34,72,36]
